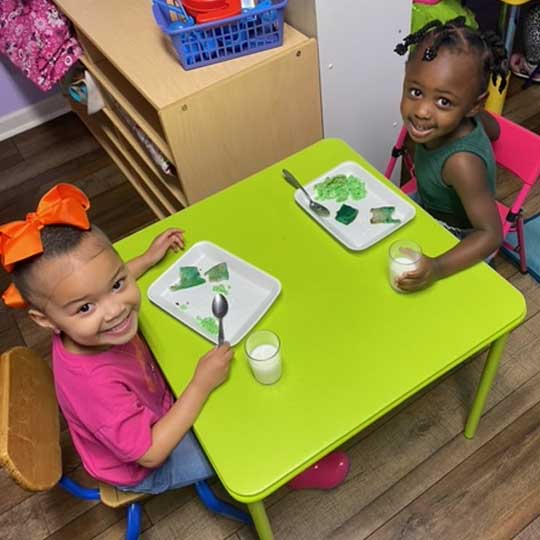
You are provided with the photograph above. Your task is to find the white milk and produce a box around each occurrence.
[248,344,282,385]
[389,256,418,292]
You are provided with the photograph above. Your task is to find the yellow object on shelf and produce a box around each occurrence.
[501,0,531,6]
[485,73,511,115]
[487,0,533,114]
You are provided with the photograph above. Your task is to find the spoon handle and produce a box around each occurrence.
[282,169,312,201]
[218,319,224,347]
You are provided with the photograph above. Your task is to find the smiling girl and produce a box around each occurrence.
[0,184,232,491]
[0,184,349,494]
[394,18,508,291]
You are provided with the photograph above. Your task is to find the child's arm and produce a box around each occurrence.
[127,228,184,279]
[397,153,502,291]
[137,343,233,468]
[478,110,501,142]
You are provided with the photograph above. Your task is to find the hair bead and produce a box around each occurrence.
[394,16,508,93]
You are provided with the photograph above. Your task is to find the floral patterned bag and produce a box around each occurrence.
[0,0,82,91]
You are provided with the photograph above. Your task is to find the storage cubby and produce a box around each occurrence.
[55,0,323,217]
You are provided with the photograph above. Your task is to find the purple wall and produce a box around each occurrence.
[0,56,58,118]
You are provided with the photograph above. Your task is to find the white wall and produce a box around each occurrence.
[286,1,411,179]
[285,0,318,36]
[0,57,68,141]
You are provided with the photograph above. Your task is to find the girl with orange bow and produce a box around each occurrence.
[1,184,351,495]
[0,183,232,492]
[0,184,349,493]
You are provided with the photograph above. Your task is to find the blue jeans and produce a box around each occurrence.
[116,430,214,494]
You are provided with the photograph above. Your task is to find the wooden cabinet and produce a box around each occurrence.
[55,0,322,218]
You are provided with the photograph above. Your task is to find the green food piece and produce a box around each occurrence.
[196,316,219,336]
[335,204,359,225]
[370,206,401,224]
[170,266,206,290]
[205,262,229,282]
[314,174,367,203]
[212,284,229,295]
[179,303,188,311]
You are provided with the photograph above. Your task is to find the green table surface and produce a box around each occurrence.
[116,139,526,503]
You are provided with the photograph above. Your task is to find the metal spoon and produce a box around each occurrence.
[282,169,330,217]
[211,293,228,346]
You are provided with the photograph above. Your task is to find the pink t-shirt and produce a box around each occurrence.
[52,334,174,486]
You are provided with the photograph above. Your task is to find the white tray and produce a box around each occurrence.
[294,161,416,250]
[147,241,281,345]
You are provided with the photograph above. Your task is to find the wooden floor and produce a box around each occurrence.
[1,79,540,540]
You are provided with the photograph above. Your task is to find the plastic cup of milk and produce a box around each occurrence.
[389,240,422,292]
[245,330,282,385]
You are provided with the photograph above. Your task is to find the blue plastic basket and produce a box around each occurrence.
[152,0,288,70]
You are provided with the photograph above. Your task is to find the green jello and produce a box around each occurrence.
[197,316,219,336]
[205,262,229,282]
[335,204,359,225]
[212,284,229,295]
[314,174,367,203]
[370,206,401,224]
[170,266,206,291]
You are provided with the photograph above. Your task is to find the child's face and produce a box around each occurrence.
[29,234,141,354]
[400,48,483,148]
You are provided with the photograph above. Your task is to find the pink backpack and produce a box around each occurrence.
[0,0,82,91]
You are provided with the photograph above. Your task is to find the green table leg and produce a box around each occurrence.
[248,500,274,540]
[464,333,509,439]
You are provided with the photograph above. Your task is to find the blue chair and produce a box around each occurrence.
[0,347,251,540]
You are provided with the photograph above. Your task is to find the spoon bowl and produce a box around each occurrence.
[211,293,229,345]
[282,169,330,217]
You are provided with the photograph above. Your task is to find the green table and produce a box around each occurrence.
[116,139,526,539]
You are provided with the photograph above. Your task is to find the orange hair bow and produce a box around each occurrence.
[0,183,91,308]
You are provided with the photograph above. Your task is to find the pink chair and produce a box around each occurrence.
[384,113,540,272]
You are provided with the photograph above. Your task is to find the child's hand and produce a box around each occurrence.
[396,255,440,292]
[193,343,234,394]
[145,228,184,267]
[126,229,185,279]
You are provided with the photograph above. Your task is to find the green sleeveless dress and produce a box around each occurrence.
[414,118,496,229]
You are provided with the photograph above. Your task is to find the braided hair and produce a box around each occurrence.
[395,17,508,93]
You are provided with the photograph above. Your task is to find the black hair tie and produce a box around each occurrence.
[423,47,437,61]
[395,43,408,56]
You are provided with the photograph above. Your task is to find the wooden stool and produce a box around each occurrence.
[0,347,251,540]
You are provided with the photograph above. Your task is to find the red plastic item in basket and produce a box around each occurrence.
[183,0,227,9]
[183,0,241,23]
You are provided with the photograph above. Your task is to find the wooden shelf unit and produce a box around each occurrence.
[54,0,323,218]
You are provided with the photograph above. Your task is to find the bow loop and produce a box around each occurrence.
[0,183,91,308]
[1,284,27,309]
